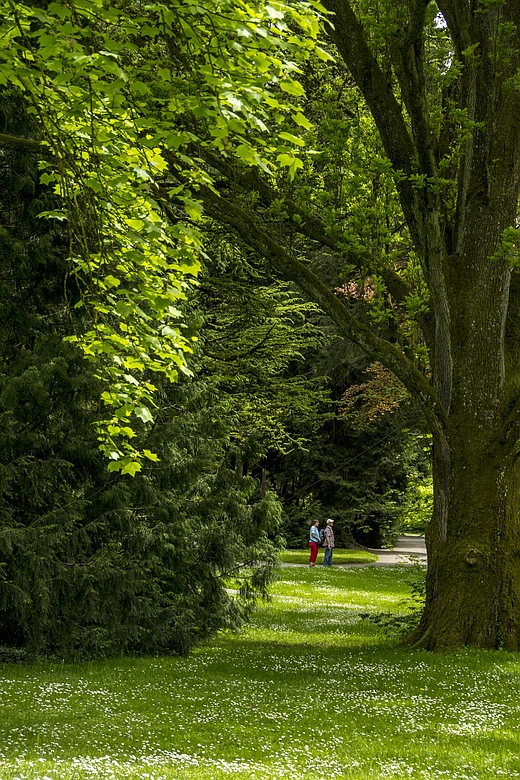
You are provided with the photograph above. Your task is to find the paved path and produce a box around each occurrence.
[362,534,427,566]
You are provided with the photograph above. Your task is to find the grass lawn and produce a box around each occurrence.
[1,565,520,779]
[279,548,378,565]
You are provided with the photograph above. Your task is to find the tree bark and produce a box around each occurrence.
[410,427,520,649]
[0,132,41,152]
[409,204,520,648]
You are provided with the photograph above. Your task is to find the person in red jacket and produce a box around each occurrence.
[308,519,321,567]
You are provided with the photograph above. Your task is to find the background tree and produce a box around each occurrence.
[194,0,520,650]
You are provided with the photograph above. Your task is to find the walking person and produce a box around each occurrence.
[323,518,335,567]
[309,519,321,567]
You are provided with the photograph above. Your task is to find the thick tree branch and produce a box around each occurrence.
[322,1,474,415]
[322,0,435,271]
[435,0,472,60]
[323,0,414,177]
[394,0,437,182]
[448,5,520,256]
[200,186,447,437]
[403,0,431,48]
[0,132,42,152]
[202,150,432,302]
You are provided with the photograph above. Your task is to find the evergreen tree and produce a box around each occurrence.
[0,97,286,659]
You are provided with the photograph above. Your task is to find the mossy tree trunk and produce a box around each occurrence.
[408,186,520,648]
[414,427,520,649]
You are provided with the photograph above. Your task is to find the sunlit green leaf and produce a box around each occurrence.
[121,460,142,476]
[135,406,154,423]
[280,80,305,97]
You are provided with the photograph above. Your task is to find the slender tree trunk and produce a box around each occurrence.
[261,467,267,499]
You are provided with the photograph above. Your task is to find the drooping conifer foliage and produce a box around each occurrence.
[0,95,287,659]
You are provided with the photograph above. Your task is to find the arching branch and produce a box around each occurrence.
[199,185,447,438]
[196,149,435,353]
[0,132,41,152]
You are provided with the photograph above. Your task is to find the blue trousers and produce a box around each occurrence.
[323,547,333,566]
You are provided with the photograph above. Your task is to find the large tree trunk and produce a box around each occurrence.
[407,160,520,647]
[410,428,520,650]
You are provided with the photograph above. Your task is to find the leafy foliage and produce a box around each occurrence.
[397,458,433,535]
[0,0,326,467]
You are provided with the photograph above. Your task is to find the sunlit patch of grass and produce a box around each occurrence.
[279,548,377,565]
[1,566,520,778]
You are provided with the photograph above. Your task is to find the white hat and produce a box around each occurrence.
[327,518,334,524]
